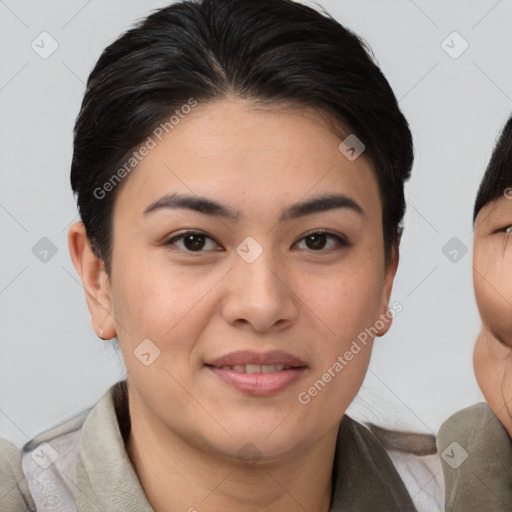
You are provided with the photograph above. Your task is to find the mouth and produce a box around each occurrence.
[210,364,298,373]
[205,350,308,396]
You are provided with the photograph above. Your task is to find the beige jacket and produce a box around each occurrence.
[16,380,443,511]
[0,438,35,511]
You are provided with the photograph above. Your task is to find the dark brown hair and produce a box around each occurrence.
[70,0,413,274]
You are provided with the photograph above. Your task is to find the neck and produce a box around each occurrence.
[125,393,337,512]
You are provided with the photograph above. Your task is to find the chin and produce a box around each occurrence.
[196,422,312,464]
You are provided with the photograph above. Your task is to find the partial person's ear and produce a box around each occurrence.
[376,233,400,337]
[68,222,116,340]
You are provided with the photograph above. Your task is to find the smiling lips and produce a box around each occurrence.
[205,350,308,396]
[218,363,292,373]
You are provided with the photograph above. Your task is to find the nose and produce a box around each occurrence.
[221,244,299,333]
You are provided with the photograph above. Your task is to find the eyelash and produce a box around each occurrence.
[492,225,512,235]
[163,230,350,254]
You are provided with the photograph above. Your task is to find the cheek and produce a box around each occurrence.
[296,261,384,356]
[296,254,387,404]
[318,281,379,334]
[295,275,376,423]
[474,245,512,344]
[110,256,218,351]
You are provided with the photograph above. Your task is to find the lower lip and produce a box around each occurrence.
[207,366,307,396]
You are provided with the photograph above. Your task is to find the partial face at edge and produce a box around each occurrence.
[473,196,512,347]
[86,98,398,460]
[473,195,512,435]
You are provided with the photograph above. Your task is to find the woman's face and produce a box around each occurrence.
[79,98,397,461]
[473,195,512,434]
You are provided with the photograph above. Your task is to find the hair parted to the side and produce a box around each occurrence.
[70,0,414,275]
[474,115,512,223]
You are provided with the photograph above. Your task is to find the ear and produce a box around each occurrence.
[68,222,117,340]
[376,235,400,337]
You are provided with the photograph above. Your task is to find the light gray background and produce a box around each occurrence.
[2,0,509,448]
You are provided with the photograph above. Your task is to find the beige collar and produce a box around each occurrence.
[73,381,416,511]
[75,382,153,511]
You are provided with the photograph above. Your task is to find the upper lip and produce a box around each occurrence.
[205,350,307,368]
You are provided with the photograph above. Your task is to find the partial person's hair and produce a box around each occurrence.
[474,115,512,222]
[70,0,414,275]
[368,423,437,456]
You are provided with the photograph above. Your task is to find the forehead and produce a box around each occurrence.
[114,98,381,219]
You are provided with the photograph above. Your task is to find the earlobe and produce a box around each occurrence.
[375,308,393,337]
[68,222,117,340]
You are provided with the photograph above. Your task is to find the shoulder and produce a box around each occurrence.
[439,402,504,438]
[437,403,512,512]
[23,407,91,453]
[0,437,22,474]
[437,402,511,463]
[22,405,91,471]
[20,406,92,511]
[19,382,127,511]
[21,380,125,456]
[0,438,36,511]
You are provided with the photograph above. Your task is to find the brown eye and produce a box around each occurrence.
[296,231,349,252]
[305,233,328,250]
[182,234,206,251]
[164,231,220,252]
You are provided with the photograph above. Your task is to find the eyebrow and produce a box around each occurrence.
[143,192,364,221]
